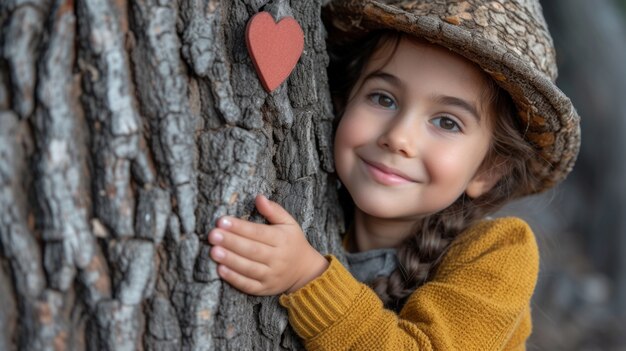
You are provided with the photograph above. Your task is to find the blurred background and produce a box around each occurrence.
[496,0,626,349]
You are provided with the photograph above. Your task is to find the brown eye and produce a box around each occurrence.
[432,116,461,132]
[369,93,397,109]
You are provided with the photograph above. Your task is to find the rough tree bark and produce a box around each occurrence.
[0,0,344,350]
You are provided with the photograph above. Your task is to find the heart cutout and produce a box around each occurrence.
[246,12,304,92]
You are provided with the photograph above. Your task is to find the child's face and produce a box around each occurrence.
[334,37,498,221]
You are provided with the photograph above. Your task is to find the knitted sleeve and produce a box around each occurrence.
[278,217,539,351]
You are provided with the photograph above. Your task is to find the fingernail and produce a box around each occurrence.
[218,217,232,229]
[213,247,225,260]
[211,231,223,243]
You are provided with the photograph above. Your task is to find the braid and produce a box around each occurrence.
[371,200,461,308]
[327,29,538,308]
[371,77,536,308]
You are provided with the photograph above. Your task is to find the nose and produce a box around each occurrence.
[377,115,418,157]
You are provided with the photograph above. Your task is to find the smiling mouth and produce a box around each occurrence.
[361,159,416,185]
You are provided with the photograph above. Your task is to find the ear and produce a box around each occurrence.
[465,162,506,199]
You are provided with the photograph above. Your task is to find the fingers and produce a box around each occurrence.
[210,245,269,282]
[216,264,267,295]
[208,228,271,262]
[215,217,276,247]
[254,194,296,225]
[214,194,296,243]
[209,194,301,296]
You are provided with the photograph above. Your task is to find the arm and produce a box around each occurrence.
[279,255,434,350]
[210,200,538,351]
[280,218,539,351]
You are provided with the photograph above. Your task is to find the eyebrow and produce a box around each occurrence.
[362,71,482,123]
[362,71,405,90]
[431,95,482,124]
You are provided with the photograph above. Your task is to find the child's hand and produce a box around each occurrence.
[208,195,329,296]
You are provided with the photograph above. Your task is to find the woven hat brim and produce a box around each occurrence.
[327,1,581,195]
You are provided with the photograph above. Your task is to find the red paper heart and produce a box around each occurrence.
[246,12,304,92]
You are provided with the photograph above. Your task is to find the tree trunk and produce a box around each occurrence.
[0,0,344,350]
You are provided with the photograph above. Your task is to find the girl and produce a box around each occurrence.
[209,0,580,349]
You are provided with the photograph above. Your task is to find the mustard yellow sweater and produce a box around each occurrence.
[279,217,539,350]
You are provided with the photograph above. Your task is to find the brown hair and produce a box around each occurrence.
[328,30,537,309]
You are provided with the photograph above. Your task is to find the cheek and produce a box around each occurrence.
[334,113,366,157]
[427,140,490,185]
[334,106,380,147]
[427,147,476,183]
[333,118,354,177]
[333,109,375,182]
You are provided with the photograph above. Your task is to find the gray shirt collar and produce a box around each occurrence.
[345,248,398,284]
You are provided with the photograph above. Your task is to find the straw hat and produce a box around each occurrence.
[324,0,580,194]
